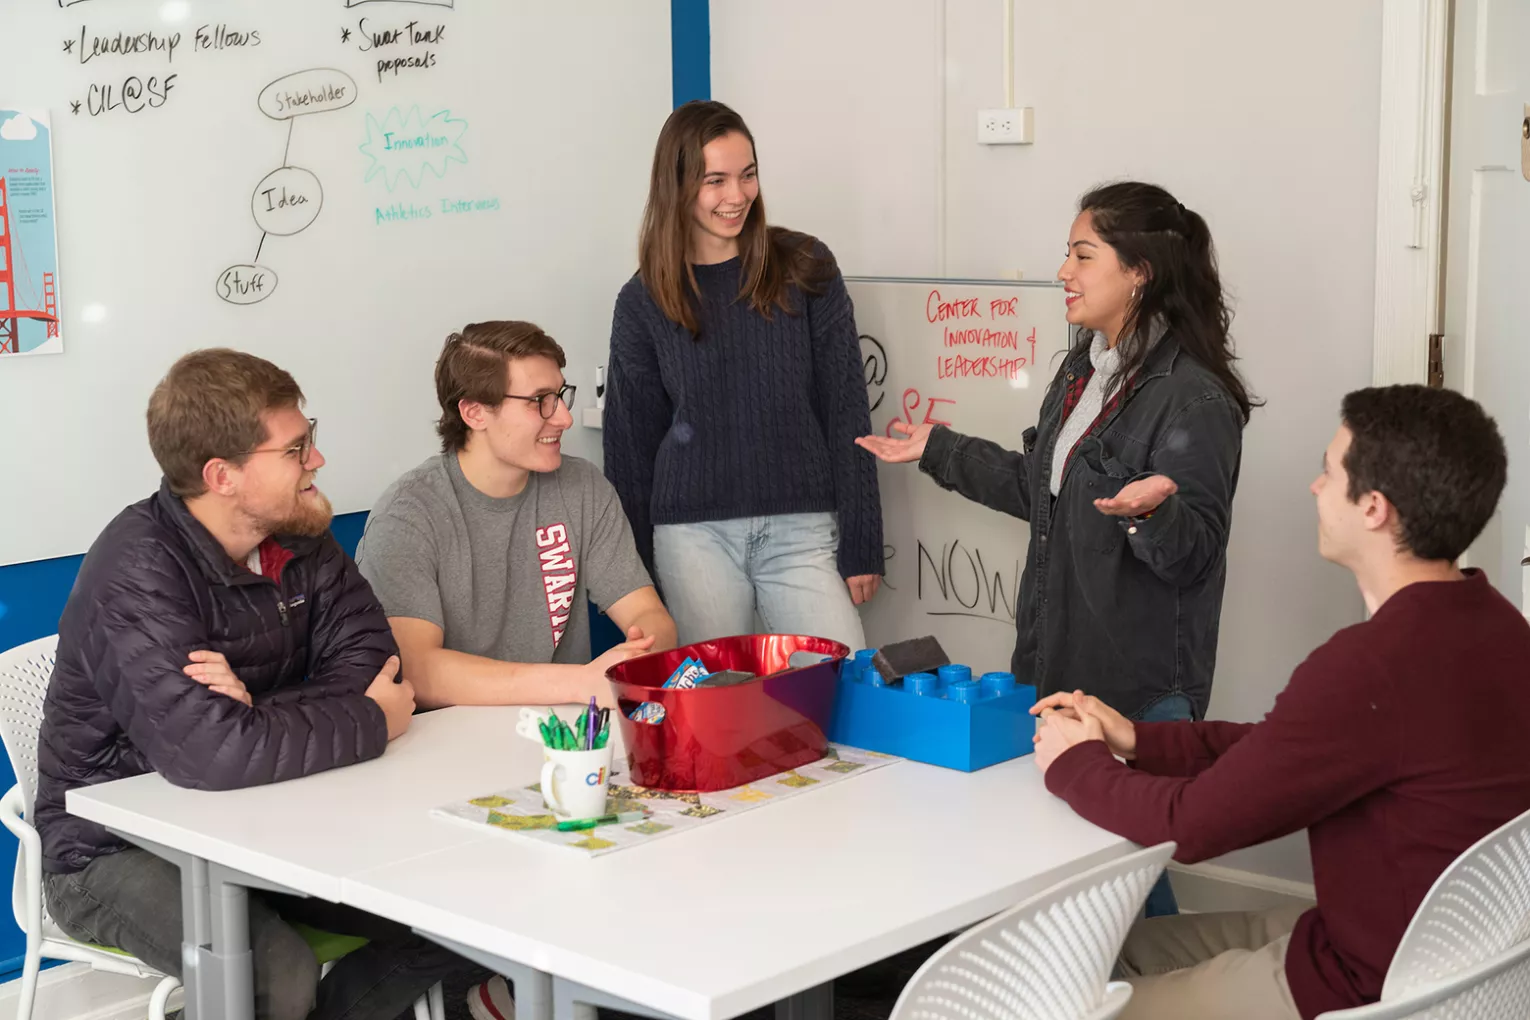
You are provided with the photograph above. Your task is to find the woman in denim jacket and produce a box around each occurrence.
[858,182,1256,730]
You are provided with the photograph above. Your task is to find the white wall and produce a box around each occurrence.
[715,1,1385,883]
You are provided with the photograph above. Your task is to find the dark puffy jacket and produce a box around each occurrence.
[37,483,395,874]
[919,334,1244,720]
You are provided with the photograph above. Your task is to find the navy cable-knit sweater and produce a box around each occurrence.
[602,243,884,580]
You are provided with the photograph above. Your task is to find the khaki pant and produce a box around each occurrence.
[1115,904,1309,1020]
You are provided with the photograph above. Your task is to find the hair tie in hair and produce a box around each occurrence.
[1162,201,1191,238]
[445,331,464,346]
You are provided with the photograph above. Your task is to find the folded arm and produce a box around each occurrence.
[91,549,388,791]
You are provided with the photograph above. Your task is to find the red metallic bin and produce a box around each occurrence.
[605,634,849,792]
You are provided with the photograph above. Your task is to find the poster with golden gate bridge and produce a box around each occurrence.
[0,109,61,357]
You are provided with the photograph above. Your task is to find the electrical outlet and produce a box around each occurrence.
[978,107,1034,145]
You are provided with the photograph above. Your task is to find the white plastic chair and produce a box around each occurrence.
[0,635,180,1020]
[889,842,1176,1020]
[1319,940,1530,1019]
[0,635,443,1020]
[1319,806,1530,1019]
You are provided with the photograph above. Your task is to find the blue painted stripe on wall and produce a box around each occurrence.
[0,954,55,986]
[0,554,85,663]
[0,512,371,656]
[671,0,710,106]
[0,505,618,688]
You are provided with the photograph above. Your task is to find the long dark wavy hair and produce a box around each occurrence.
[1079,181,1259,422]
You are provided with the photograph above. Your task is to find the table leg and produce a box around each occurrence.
[418,931,555,1020]
[177,855,209,1020]
[105,830,221,1020]
[775,983,833,1020]
[204,863,256,1020]
[106,828,301,1020]
[552,977,668,1020]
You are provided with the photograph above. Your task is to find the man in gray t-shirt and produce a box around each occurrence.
[356,320,676,709]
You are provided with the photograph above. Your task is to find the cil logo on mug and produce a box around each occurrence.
[585,767,607,786]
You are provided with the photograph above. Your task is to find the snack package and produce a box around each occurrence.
[628,656,711,723]
[663,657,708,690]
[628,702,666,723]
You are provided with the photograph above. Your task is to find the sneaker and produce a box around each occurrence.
[466,974,515,1020]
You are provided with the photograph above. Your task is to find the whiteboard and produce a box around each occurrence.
[848,278,1071,676]
[0,0,671,566]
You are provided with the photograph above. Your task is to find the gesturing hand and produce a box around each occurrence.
[1093,474,1177,517]
[854,421,934,464]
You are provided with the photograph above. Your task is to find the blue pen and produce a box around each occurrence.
[585,695,597,749]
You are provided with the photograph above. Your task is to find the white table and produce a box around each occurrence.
[342,732,1132,1020]
[67,706,1132,1020]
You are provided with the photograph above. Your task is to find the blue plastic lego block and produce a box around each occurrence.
[827,651,1038,771]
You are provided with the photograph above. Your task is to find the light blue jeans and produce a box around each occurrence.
[653,512,867,651]
[1135,693,1194,918]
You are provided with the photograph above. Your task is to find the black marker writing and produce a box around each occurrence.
[916,539,1019,624]
[76,26,180,64]
[861,333,887,414]
[85,74,177,116]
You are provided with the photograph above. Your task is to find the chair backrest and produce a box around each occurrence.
[889,842,1176,1020]
[1383,806,1530,999]
[0,635,59,816]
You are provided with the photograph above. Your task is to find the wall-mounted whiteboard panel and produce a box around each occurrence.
[0,0,671,565]
[848,278,1070,675]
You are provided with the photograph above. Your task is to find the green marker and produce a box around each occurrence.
[555,810,647,832]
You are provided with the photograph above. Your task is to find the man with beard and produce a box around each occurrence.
[33,349,480,1020]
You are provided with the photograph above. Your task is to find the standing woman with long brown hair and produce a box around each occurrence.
[603,100,883,650]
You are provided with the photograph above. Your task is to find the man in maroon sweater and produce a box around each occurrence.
[1032,384,1530,1020]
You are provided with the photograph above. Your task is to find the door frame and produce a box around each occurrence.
[1371,0,1451,387]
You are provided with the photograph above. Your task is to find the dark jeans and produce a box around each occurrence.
[1133,693,1194,918]
[44,848,484,1020]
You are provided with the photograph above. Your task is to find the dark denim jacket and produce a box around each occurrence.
[918,334,1244,719]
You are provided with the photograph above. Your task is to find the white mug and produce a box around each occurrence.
[540,744,614,820]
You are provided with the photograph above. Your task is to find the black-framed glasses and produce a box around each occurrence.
[244,418,318,462]
[504,385,576,420]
